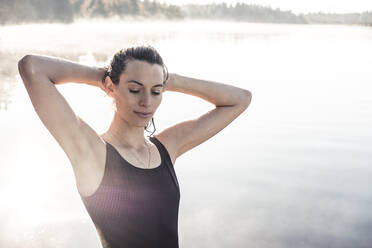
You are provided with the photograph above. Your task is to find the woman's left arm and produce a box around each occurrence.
[164,73,251,107]
[158,73,252,164]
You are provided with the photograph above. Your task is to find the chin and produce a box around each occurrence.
[134,119,152,128]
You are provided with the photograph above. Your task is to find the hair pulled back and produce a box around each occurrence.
[102,45,169,137]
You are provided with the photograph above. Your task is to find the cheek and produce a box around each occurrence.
[114,93,135,110]
[155,95,163,106]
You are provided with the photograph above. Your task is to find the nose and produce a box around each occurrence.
[139,92,151,107]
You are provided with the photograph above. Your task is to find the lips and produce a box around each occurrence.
[135,111,152,115]
[134,111,152,118]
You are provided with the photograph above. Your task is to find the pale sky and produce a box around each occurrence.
[159,0,372,14]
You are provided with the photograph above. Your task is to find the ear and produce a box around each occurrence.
[103,76,116,96]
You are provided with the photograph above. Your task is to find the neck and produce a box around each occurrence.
[102,112,151,150]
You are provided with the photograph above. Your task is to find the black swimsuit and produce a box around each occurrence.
[79,136,180,248]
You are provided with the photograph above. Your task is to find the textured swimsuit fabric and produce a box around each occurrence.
[79,136,180,248]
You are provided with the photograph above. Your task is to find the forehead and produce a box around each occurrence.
[120,60,164,85]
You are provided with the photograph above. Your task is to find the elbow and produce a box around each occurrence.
[241,90,252,108]
[18,55,33,71]
[232,89,251,109]
[18,55,35,80]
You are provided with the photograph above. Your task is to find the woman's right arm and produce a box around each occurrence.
[18,54,105,167]
[19,54,106,87]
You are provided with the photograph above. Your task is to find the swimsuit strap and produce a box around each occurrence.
[150,136,179,189]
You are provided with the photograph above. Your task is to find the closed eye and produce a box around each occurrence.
[129,89,160,95]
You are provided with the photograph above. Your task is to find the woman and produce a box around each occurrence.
[17,45,252,248]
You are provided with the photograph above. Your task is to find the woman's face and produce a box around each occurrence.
[109,59,165,127]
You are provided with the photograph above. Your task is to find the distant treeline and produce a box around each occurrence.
[183,4,372,26]
[304,12,372,26]
[182,3,306,24]
[0,0,183,24]
[0,0,372,26]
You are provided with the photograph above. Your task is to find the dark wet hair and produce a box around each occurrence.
[102,45,169,137]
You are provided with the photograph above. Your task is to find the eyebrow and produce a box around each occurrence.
[126,80,163,87]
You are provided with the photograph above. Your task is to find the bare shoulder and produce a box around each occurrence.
[153,132,178,166]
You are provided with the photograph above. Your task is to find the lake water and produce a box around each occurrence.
[0,19,371,248]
